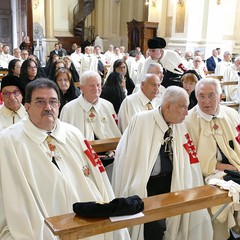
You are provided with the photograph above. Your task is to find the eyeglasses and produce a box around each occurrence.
[116,66,126,69]
[198,93,217,101]
[33,99,60,108]
[28,66,37,69]
[2,90,21,98]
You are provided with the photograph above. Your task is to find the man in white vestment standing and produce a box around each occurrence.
[137,37,186,88]
[0,78,130,240]
[0,75,27,131]
[112,86,213,240]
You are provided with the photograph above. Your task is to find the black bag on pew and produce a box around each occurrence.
[223,169,240,185]
[73,195,144,218]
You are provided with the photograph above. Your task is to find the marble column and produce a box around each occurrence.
[41,0,58,66]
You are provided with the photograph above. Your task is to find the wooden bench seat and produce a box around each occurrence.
[89,137,120,153]
[45,185,231,240]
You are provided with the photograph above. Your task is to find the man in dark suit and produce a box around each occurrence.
[206,49,221,72]
[49,43,63,58]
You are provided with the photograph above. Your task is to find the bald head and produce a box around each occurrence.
[141,73,161,100]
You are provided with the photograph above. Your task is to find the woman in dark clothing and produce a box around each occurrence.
[113,59,135,95]
[63,55,80,82]
[48,59,65,81]
[28,54,47,77]
[100,72,126,113]
[8,59,22,77]
[180,69,199,110]
[19,59,40,87]
[54,67,80,115]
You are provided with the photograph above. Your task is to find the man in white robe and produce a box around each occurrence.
[118,73,162,133]
[137,37,186,88]
[132,62,166,101]
[0,78,130,240]
[0,75,27,131]
[184,78,240,240]
[222,56,240,102]
[112,86,213,240]
[214,51,232,76]
[60,71,121,140]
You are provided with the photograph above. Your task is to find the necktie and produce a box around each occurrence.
[89,106,96,121]
[46,133,60,170]
[237,72,240,77]
[146,102,153,110]
[12,112,16,124]
[159,127,173,173]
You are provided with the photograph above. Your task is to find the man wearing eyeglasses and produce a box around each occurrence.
[0,78,130,240]
[0,75,26,131]
[185,78,240,240]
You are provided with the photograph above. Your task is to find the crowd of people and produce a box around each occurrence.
[0,35,240,240]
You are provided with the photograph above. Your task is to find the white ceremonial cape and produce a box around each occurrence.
[0,117,130,240]
[185,105,240,177]
[112,108,213,240]
[0,104,27,131]
[60,95,121,140]
[138,50,185,80]
[118,90,162,133]
[223,64,240,101]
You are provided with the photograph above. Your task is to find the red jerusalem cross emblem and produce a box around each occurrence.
[183,133,199,164]
[235,124,240,144]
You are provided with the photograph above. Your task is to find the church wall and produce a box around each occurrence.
[147,0,239,59]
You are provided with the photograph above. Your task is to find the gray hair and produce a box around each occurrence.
[234,55,240,63]
[161,86,189,105]
[195,78,222,96]
[80,71,101,86]
[147,62,163,73]
[140,73,159,83]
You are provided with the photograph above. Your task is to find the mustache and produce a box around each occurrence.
[41,110,54,116]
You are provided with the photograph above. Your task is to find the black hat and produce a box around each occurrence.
[1,75,25,95]
[148,37,166,49]
[181,69,201,81]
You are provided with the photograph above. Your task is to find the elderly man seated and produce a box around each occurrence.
[185,78,240,240]
[0,75,27,131]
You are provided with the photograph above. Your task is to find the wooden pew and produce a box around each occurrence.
[45,185,231,240]
[89,137,120,153]
[0,69,8,81]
